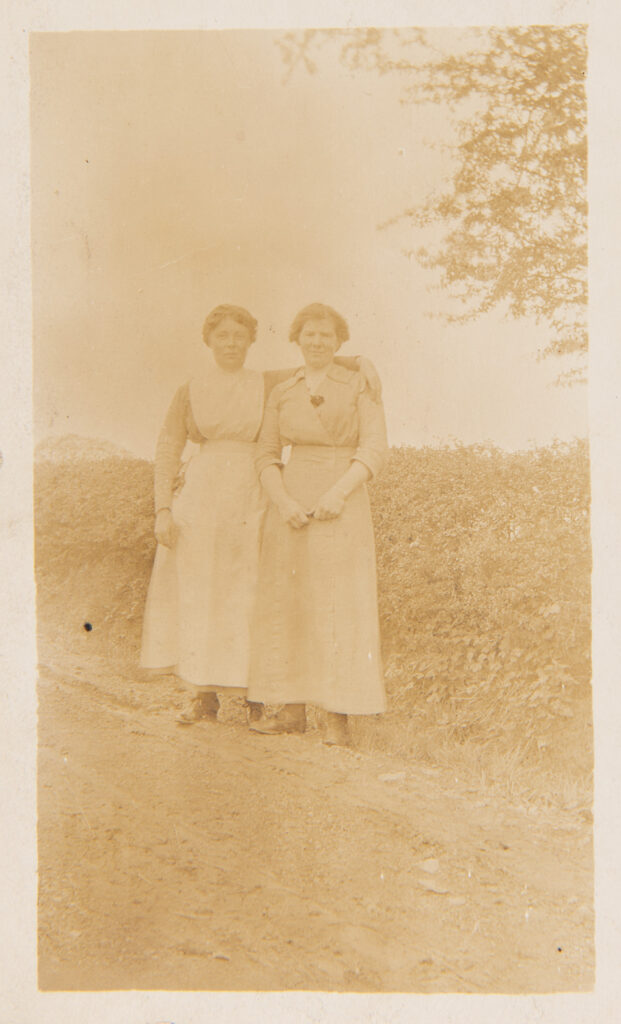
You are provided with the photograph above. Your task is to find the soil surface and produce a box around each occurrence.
[37,638,594,993]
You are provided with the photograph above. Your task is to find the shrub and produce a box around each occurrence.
[366,441,591,791]
[35,453,156,661]
[35,439,592,798]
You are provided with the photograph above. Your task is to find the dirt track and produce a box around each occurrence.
[37,642,594,993]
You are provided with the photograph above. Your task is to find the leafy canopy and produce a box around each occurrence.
[278,27,588,379]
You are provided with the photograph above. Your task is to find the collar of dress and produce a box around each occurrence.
[285,364,353,390]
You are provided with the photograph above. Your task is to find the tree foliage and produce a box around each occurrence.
[278,27,588,377]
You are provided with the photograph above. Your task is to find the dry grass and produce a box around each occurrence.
[34,439,592,810]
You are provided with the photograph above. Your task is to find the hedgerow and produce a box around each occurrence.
[370,443,590,733]
[35,440,591,800]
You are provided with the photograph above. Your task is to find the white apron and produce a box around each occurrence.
[140,365,265,689]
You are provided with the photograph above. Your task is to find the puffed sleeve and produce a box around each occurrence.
[255,386,285,477]
[352,380,388,478]
[153,384,191,513]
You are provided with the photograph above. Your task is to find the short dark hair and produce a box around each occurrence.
[202,304,258,346]
[289,303,350,348]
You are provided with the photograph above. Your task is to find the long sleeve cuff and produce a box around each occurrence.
[352,448,386,479]
[256,452,284,477]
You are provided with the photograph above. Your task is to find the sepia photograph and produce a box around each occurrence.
[27,19,596,999]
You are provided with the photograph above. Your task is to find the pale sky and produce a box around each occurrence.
[30,29,588,459]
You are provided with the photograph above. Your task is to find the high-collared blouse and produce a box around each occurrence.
[256,364,388,479]
[153,366,271,513]
[153,364,308,512]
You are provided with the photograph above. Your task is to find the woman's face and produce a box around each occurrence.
[297,317,339,370]
[207,316,253,372]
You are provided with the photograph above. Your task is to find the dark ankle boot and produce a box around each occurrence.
[249,703,306,734]
[245,700,264,723]
[177,691,219,725]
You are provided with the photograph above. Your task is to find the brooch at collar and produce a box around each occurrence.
[310,395,325,407]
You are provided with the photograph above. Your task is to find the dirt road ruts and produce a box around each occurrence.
[37,659,593,992]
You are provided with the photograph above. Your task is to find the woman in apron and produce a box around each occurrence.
[140,303,380,725]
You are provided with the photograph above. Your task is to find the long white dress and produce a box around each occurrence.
[247,365,388,714]
[140,363,266,691]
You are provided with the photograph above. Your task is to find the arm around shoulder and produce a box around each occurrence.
[334,355,382,402]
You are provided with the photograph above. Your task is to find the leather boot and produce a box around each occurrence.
[177,690,220,725]
[249,703,306,734]
[245,700,264,724]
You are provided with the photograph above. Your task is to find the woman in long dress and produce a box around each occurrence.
[140,304,265,722]
[247,303,388,746]
[140,303,379,724]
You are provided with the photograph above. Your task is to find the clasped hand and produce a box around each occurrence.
[313,487,346,521]
[277,487,346,528]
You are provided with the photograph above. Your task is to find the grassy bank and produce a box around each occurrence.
[364,442,591,809]
[35,440,592,809]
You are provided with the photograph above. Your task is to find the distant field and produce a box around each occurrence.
[35,439,592,811]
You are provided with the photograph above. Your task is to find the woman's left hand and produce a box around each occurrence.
[312,487,347,521]
[155,508,177,548]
